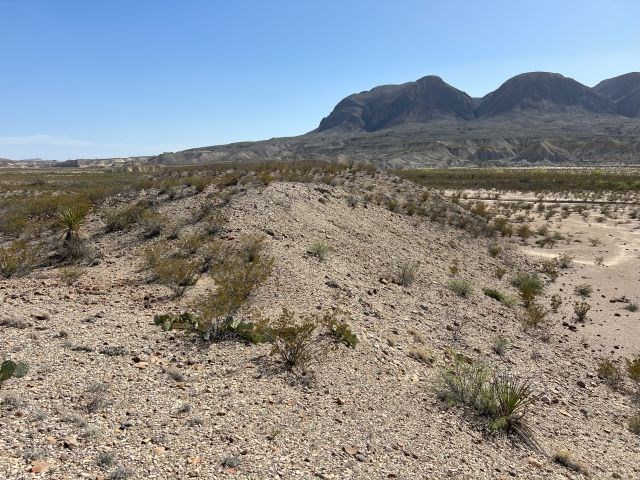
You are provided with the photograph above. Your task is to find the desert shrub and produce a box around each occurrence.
[266,308,332,372]
[58,266,84,286]
[483,288,516,307]
[0,360,29,389]
[553,449,589,474]
[624,302,638,312]
[557,253,574,269]
[139,210,166,238]
[395,261,418,286]
[179,232,205,255]
[574,283,593,298]
[627,355,640,384]
[201,211,227,236]
[145,245,200,296]
[0,241,40,278]
[449,261,460,276]
[438,359,535,433]
[492,335,509,355]
[495,266,507,279]
[103,202,147,232]
[195,239,273,339]
[153,311,267,344]
[492,218,513,237]
[323,312,358,348]
[448,279,473,298]
[488,245,502,258]
[516,224,532,241]
[550,294,562,313]
[511,272,544,307]
[597,360,623,389]
[522,303,547,331]
[573,301,591,322]
[307,240,331,260]
[540,259,558,281]
[595,256,604,265]
[408,346,435,365]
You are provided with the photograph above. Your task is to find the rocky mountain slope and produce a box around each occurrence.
[595,72,640,118]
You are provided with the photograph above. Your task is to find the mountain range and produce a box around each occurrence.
[5,71,640,168]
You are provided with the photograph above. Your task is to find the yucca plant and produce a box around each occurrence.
[0,360,29,388]
[489,373,536,431]
[57,204,89,240]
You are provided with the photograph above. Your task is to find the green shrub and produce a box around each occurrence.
[438,359,535,433]
[266,308,332,372]
[448,279,473,298]
[145,245,200,296]
[597,360,623,389]
[483,288,516,307]
[57,203,89,240]
[324,312,358,348]
[58,265,85,286]
[574,283,593,298]
[0,360,29,389]
[522,303,547,331]
[495,266,507,279]
[491,336,509,355]
[629,415,640,435]
[307,240,331,260]
[140,210,166,238]
[511,272,544,307]
[103,202,147,232]
[627,355,640,384]
[0,241,40,278]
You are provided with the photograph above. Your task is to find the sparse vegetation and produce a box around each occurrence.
[511,272,544,307]
[574,283,593,298]
[597,360,623,389]
[574,301,591,322]
[307,240,331,260]
[0,360,29,389]
[483,288,516,307]
[448,279,473,298]
[396,261,418,286]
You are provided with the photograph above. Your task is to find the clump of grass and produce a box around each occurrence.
[483,288,516,307]
[557,253,574,269]
[448,279,473,298]
[408,347,435,365]
[488,245,502,258]
[438,359,535,433]
[625,302,638,312]
[307,240,331,260]
[495,266,507,279]
[491,336,509,355]
[627,355,640,385]
[553,449,589,475]
[511,272,544,307]
[573,301,591,322]
[597,360,623,389]
[58,265,85,286]
[574,283,593,298]
[395,261,418,286]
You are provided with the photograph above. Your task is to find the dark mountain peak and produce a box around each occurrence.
[594,72,640,101]
[316,75,474,133]
[594,72,640,118]
[475,71,617,117]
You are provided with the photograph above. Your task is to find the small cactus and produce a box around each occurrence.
[0,360,29,387]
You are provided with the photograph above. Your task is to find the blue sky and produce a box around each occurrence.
[1,0,638,160]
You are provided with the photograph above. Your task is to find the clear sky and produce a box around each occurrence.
[1,0,638,160]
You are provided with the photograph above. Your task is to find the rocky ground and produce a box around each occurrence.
[1,172,639,479]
